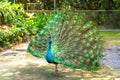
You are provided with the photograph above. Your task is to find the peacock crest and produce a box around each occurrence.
[27,10,103,70]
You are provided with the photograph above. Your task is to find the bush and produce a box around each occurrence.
[0,2,53,51]
[24,12,53,36]
[0,2,25,26]
[0,27,28,50]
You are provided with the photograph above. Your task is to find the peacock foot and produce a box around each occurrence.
[55,69,58,73]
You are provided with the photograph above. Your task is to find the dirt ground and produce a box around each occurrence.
[0,43,119,80]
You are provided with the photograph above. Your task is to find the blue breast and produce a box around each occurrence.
[46,40,54,63]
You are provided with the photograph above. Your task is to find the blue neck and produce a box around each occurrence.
[46,40,54,63]
[48,43,52,51]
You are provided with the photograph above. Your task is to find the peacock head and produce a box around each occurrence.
[48,37,52,44]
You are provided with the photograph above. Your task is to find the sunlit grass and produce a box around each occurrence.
[100,31,120,47]
[100,31,120,38]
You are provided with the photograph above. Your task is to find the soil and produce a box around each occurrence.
[0,43,119,80]
[103,44,120,78]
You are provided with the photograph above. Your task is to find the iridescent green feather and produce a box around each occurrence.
[27,10,103,70]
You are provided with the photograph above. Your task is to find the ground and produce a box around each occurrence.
[0,42,120,80]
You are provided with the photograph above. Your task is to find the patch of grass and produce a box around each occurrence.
[100,31,120,37]
[100,31,120,41]
[100,31,120,47]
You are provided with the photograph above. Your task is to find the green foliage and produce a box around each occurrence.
[0,2,28,50]
[100,31,120,37]
[0,2,25,26]
[57,0,120,10]
[27,0,42,3]
[0,0,8,2]
[0,2,53,51]
[0,27,28,49]
[25,12,53,35]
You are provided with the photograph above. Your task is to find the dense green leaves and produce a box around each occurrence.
[0,2,53,51]
[0,28,28,49]
[0,2,25,26]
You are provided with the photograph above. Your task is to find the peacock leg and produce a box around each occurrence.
[55,64,58,72]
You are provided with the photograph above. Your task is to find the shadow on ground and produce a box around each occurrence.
[0,61,115,80]
[0,63,82,80]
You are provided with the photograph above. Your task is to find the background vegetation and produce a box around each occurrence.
[16,0,120,29]
[0,1,52,51]
[0,0,120,51]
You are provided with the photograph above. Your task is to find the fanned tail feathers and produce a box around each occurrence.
[27,10,103,70]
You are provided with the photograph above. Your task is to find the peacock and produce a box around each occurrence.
[27,10,103,72]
